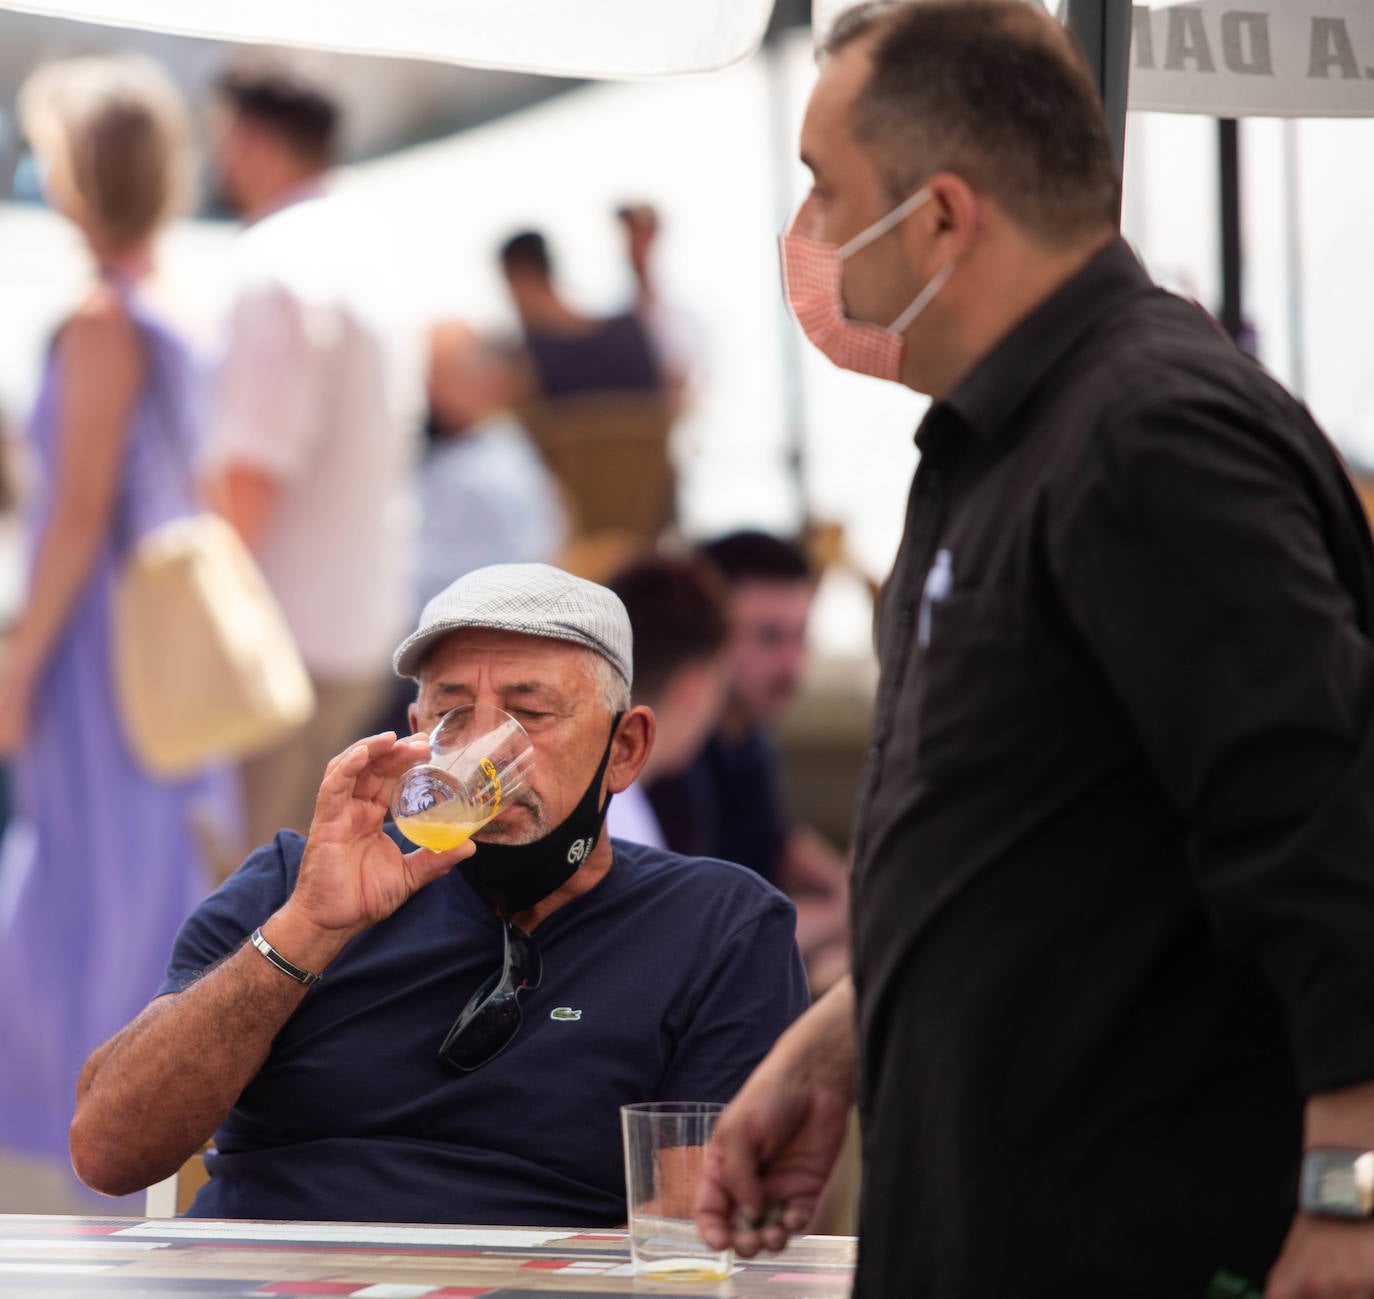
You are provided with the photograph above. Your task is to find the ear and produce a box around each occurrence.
[902,170,981,271]
[606,706,655,794]
[406,700,421,735]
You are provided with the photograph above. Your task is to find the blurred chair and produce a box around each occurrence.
[519,393,675,553]
[145,1146,212,1218]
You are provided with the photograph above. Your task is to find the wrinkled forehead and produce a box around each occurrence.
[417,627,600,697]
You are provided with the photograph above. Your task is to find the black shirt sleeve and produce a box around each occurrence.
[156,835,298,996]
[1047,392,1374,1095]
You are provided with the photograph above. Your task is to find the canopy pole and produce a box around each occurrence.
[1217,118,1249,348]
[1063,0,1133,199]
[1282,120,1307,397]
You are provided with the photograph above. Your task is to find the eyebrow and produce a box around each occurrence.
[429,680,563,702]
[502,682,564,703]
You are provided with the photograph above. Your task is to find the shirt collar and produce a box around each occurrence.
[919,236,1154,452]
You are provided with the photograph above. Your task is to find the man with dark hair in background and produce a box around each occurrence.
[203,62,422,859]
[498,228,662,400]
[605,556,730,849]
[698,4,1374,1297]
[650,530,848,989]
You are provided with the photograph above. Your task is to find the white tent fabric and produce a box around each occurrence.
[816,0,1374,118]
[6,1,1372,113]
[1130,2,1374,118]
[0,0,775,77]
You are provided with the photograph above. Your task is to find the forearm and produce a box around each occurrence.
[70,907,352,1196]
[1304,1079,1374,1149]
[780,827,848,896]
[6,507,109,680]
[791,893,847,960]
[205,462,279,554]
[781,974,858,1100]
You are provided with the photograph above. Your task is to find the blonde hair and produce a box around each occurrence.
[20,55,192,252]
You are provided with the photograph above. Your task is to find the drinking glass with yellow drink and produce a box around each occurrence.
[391,704,534,851]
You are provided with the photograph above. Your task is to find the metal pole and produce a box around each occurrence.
[763,24,809,528]
[1218,118,1245,344]
[1063,0,1134,197]
[1281,119,1307,396]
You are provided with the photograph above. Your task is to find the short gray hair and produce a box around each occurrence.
[586,649,632,714]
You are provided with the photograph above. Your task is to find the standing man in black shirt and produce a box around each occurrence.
[696,4,1374,1297]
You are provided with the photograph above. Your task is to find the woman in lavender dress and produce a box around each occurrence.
[0,57,233,1209]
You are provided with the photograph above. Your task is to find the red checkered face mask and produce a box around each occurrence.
[779,186,955,382]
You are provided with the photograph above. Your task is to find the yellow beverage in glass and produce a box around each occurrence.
[639,1257,732,1282]
[395,802,493,852]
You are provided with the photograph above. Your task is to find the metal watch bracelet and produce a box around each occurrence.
[249,927,323,988]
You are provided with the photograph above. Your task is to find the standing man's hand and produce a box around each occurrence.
[263,732,475,971]
[1267,1082,1374,1299]
[696,976,857,1258]
[1266,1215,1374,1298]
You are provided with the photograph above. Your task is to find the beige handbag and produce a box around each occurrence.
[114,511,316,778]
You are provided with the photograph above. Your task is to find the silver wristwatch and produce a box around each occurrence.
[1300,1147,1374,1219]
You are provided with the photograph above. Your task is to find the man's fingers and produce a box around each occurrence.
[695,1152,738,1251]
[366,734,431,781]
[315,733,428,810]
[352,736,431,804]
[403,840,476,885]
[694,1118,772,1258]
[313,740,375,822]
[710,1117,768,1239]
[758,1220,790,1253]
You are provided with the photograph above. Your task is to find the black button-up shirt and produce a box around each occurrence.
[853,238,1374,1299]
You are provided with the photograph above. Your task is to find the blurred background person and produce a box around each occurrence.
[605,554,729,848]
[498,228,662,400]
[614,201,704,418]
[650,530,848,989]
[416,320,566,610]
[202,60,422,855]
[0,55,229,1211]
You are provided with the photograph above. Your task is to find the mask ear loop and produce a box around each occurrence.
[838,186,933,260]
[889,258,956,335]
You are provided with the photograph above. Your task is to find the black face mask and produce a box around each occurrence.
[459,715,622,917]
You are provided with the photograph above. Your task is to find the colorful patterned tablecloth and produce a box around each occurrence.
[0,1214,855,1297]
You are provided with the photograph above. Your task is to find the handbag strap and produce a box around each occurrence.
[112,293,200,560]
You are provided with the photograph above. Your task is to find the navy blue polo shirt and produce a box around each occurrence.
[158,831,808,1225]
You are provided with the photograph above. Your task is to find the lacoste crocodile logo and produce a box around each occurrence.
[550,1007,583,1022]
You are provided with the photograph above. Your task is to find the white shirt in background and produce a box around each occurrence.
[606,780,666,851]
[415,414,567,612]
[203,186,423,681]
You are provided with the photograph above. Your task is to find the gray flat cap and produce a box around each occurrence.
[393,562,633,685]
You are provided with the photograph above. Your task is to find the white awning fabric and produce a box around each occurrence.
[0,0,776,78]
[1130,2,1374,118]
[4,0,1372,115]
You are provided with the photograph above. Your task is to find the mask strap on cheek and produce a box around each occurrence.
[838,186,932,260]
[890,258,956,335]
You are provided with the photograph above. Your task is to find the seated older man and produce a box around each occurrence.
[70,564,808,1225]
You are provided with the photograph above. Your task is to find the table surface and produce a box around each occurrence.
[0,1214,855,1297]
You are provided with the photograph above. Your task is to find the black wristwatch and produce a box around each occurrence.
[1300,1147,1374,1219]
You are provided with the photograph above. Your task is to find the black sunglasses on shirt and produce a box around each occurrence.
[437,918,542,1073]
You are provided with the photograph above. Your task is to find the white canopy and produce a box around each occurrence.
[1129,1,1374,118]
[7,1,1372,115]
[812,0,1374,119]
[0,0,776,77]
